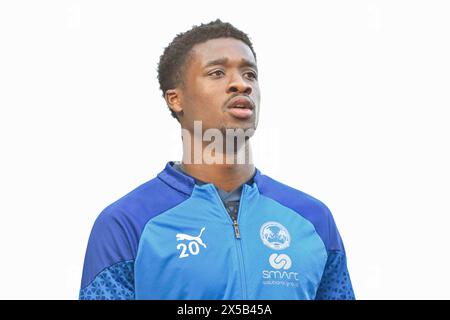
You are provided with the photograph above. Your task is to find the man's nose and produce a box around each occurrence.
[226,73,253,95]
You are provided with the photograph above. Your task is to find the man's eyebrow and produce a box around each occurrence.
[203,57,258,71]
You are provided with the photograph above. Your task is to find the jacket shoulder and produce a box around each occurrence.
[81,175,189,289]
[255,173,344,251]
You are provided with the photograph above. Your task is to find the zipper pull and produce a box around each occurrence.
[232,218,241,239]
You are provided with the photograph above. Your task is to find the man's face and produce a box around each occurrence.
[175,37,260,133]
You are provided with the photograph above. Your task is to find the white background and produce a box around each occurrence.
[1,0,449,299]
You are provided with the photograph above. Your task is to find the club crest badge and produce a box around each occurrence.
[260,221,290,250]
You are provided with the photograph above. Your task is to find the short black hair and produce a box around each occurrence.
[157,19,257,120]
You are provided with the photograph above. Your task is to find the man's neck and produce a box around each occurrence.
[181,136,255,192]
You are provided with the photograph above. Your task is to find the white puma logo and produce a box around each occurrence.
[176,227,207,248]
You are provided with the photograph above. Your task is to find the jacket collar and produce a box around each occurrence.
[157,161,262,196]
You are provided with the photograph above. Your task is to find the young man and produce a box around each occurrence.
[79,20,355,300]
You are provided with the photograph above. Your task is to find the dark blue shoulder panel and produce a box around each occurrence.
[254,172,344,252]
[80,165,192,289]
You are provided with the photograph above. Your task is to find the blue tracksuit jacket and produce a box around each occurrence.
[80,161,355,299]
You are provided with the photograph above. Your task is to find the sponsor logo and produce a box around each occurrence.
[260,221,290,250]
[176,227,207,258]
[262,253,299,287]
[269,253,292,270]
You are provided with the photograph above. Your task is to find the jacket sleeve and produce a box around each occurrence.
[79,206,136,300]
[315,250,355,300]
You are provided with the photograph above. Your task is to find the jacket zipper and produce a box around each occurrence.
[232,217,241,239]
[211,185,248,300]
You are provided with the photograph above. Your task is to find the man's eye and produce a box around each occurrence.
[209,70,224,77]
[245,72,258,80]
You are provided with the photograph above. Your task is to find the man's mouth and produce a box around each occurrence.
[226,96,254,119]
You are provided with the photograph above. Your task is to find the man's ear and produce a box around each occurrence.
[165,89,183,116]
